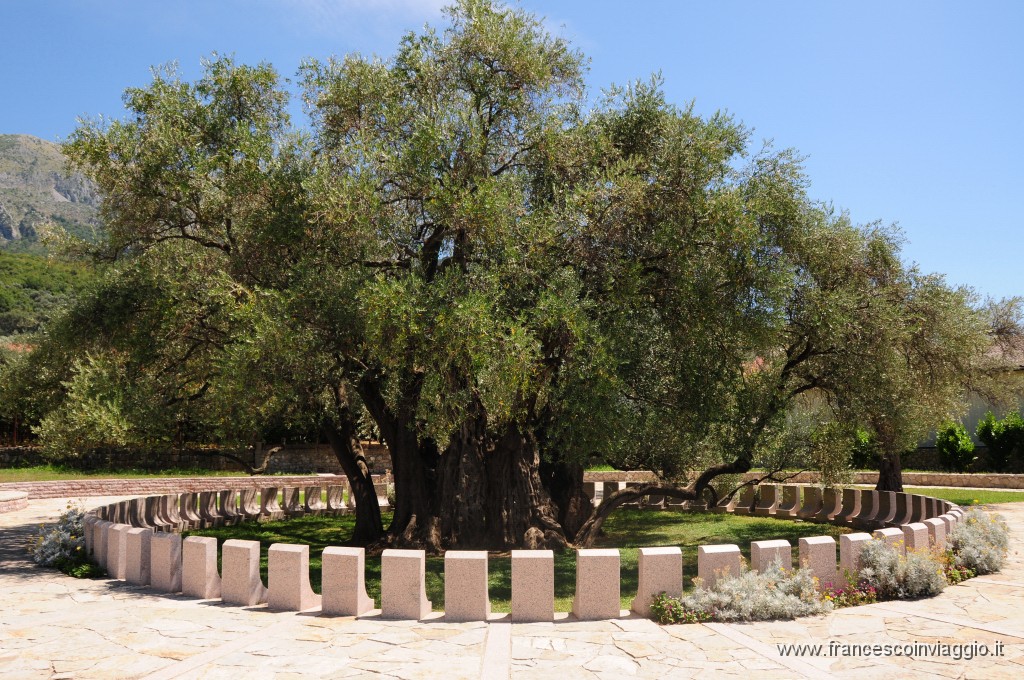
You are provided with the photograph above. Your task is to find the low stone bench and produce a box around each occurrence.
[0,490,28,513]
[631,547,682,617]
[444,551,490,622]
[796,487,823,520]
[222,539,267,606]
[511,550,553,622]
[752,485,779,516]
[751,539,791,572]
[322,546,374,616]
[573,549,620,620]
[775,485,800,518]
[697,544,740,589]
[182,536,221,599]
[268,543,321,612]
[381,549,431,620]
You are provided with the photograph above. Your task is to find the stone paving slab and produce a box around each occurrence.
[2,496,1023,678]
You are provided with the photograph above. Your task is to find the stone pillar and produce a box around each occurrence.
[631,547,682,617]
[697,544,740,589]
[219,490,241,525]
[901,522,929,552]
[261,487,283,520]
[572,549,620,621]
[511,550,554,622]
[891,493,913,526]
[834,488,861,526]
[874,491,897,526]
[221,539,267,606]
[381,549,431,620]
[923,517,947,551]
[910,494,928,523]
[796,487,823,520]
[182,536,221,599]
[107,524,130,580]
[839,533,873,578]
[750,539,791,573]
[198,491,221,528]
[813,488,843,523]
[322,547,374,616]
[776,485,801,518]
[124,527,153,586]
[873,527,906,554]
[268,543,321,612]
[752,485,779,516]
[94,520,111,570]
[853,490,879,529]
[444,551,490,622]
[326,485,348,513]
[239,488,261,519]
[150,532,182,593]
[178,493,203,529]
[731,486,757,516]
[303,486,325,515]
[798,536,837,589]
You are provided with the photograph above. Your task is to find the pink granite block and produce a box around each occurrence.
[150,532,182,593]
[731,486,756,516]
[839,533,873,577]
[239,489,261,519]
[752,485,779,516]
[83,515,96,558]
[94,520,111,569]
[219,490,241,525]
[631,547,682,617]
[834,488,862,526]
[281,487,303,516]
[874,491,897,526]
[813,488,843,522]
[775,485,801,518]
[910,494,928,523]
[750,539,791,573]
[260,487,283,520]
[511,550,554,622]
[572,549,620,621]
[381,549,431,620]
[322,547,374,616]
[179,493,203,529]
[938,514,955,535]
[303,486,325,515]
[891,493,913,526]
[221,539,267,606]
[326,486,348,513]
[796,487,823,520]
[853,490,879,529]
[697,544,740,589]
[106,524,130,580]
[268,543,321,612]
[182,536,221,599]
[124,527,152,586]
[444,551,490,622]
[798,536,838,589]
[901,522,930,552]
[873,527,906,554]
[923,517,947,551]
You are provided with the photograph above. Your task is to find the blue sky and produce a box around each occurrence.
[1,0,1020,300]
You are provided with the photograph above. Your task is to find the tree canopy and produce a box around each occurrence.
[5,0,1002,550]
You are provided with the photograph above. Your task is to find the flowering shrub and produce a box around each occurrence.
[949,508,1010,575]
[28,504,102,577]
[649,593,713,624]
[857,540,946,599]
[821,573,877,608]
[675,563,832,622]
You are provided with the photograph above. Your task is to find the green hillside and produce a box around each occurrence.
[0,134,100,250]
[0,250,94,336]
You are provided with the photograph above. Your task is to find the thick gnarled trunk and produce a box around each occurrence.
[876,451,904,492]
[322,424,383,544]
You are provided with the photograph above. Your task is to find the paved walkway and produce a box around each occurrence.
[2,497,1023,679]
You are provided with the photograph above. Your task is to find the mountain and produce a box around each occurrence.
[0,134,100,250]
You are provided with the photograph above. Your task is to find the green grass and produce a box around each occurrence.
[900,486,1024,507]
[0,465,264,483]
[186,508,850,613]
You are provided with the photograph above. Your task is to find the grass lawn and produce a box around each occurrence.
[899,486,1024,507]
[0,465,287,483]
[186,508,850,613]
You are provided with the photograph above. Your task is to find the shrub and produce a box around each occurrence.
[976,410,1024,471]
[677,563,832,622]
[821,573,877,608]
[935,421,976,472]
[850,429,880,469]
[857,539,946,599]
[649,593,713,624]
[949,508,1010,575]
[27,503,102,577]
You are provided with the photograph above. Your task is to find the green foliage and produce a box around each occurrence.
[949,508,1010,575]
[821,574,878,608]
[649,593,713,624]
[680,563,832,622]
[857,540,947,599]
[935,420,976,472]
[976,411,1024,471]
[0,251,94,336]
[849,429,880,469]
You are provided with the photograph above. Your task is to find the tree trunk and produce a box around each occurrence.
[539,457,591,540]
[436,401,490,548]
[322,424,384,544]
[876,451,904,492]
[485,423,567,550]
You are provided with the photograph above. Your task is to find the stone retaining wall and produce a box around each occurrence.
[0,490,28,513]
[0,474,359,500]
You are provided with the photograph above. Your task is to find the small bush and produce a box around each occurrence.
[935,421,976,472]
[27,503,100,577]
[649,593,713,624]
[849,429,880,469]
[857,539,946,599]
[821,572,877,608]
[677,563,832,622]
[949,508,1010,575]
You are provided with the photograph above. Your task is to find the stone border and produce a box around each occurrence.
[76,483,961,623]
[582,470,1024,489]
[0,474,358,500]
[0,490,28,513]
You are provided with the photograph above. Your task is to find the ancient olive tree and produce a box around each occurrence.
[41,0,987,549]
